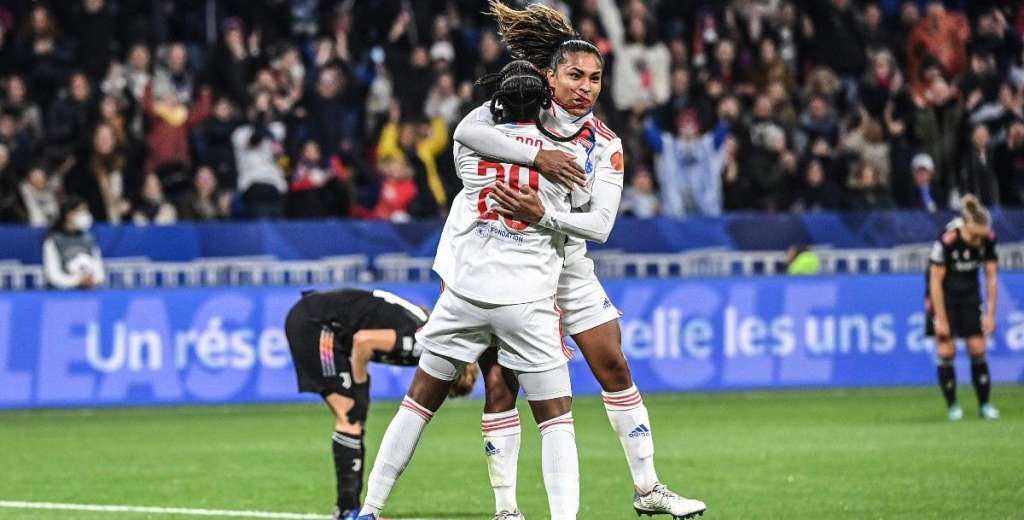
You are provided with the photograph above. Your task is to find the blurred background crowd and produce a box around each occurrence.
[0,0,1022,228]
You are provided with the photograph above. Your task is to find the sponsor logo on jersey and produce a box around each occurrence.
[475,222,525,245]
[484,441,501,456]
[628,424,651,438]
[610,151,624,172]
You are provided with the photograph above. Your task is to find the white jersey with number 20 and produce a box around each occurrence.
[435,122,586,305]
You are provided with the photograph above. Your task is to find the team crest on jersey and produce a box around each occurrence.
[576,127,598,174]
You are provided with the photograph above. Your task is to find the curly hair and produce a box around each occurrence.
[487,1,603,71]
[475,60,586,143]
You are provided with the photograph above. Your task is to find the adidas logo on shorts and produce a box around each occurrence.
[628,424,651,438]
[484,441,501,456]
[602,298,613,309]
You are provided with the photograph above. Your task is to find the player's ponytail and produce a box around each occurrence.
[488,1,603,71]
[961,194,990,227]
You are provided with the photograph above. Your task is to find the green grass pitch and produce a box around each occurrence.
[1,386,1021,519]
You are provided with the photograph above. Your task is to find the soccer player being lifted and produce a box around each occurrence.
[451,2,706,519]
[927,194,1000,421]
[283,288,477,519]
[357,60,594,520]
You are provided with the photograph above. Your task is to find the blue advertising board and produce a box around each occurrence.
[2,275,1023,409]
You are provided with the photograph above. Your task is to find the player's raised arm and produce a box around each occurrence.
[454,104,586,187]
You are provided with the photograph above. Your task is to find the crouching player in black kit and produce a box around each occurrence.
[926,195,1000,421]
[285,288,478,519]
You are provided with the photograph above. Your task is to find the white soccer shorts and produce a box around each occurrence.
[557,256,621,337]
[415,287,570,373]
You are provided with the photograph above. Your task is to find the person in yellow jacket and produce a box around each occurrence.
[375,103,448,216]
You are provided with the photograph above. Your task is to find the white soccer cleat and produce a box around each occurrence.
[491,511,525,520]
[947,404,964,421]
[634,483,706,518]
[979,403,1000,420]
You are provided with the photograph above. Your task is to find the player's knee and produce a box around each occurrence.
[418,351,466,382]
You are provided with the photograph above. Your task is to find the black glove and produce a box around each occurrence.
[346,378,370,424]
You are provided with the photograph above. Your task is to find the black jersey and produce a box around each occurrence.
[926,221,998,300]
[298,288,428,365]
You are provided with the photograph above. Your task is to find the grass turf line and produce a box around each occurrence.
[0,386,1021,519]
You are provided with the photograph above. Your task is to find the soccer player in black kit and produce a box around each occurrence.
[926,195,1000,421]
[285,288,478,519]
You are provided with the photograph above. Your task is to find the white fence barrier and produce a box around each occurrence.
[2,243,1022,290]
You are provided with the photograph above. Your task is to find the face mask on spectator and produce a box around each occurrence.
[72,212,93,232]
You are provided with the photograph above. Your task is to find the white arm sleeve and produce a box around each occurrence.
[452,105,539,166]
[537,177,621,243]
[536,140,625,243]
[43,238,81,289]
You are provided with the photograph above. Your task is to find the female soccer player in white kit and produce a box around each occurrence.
[453,3,706,519]
[357,60,595,520]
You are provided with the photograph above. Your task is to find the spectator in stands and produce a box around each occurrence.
[47,71,95,157]
[233,91,286,219]
[19,162,60,227]
[648,110,729,217]
[908,153,941,212]
[3,74,44,145]
[19,4,72,111]
[204,18,257,108]
[424,72,461,127]
[286,139,352,219]
[906,1,971,98]
[799,0,867,91]
[43,196,104,290]
[959,123,999,205]
[791,158,840,212]
[132,173,177,225]
[195,96,241,189]
[619,168,659,218]
[142,69,211,176]
[848,161,895,210]
[597,0,671,113]
[375,103,448,218]
[843,112,891,186]
[994,119,1024,206]
[911,74,963,206]
[0,142,24,222]
[73,0,117,82]
[0,106,30,172]
[300,66,361,161]
[176,165,230,222]
[65,123,130,223]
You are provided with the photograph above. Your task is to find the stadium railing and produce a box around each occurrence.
[2,243,1022,290]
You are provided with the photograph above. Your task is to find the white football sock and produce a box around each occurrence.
[482,409,522,513]
[539,412,579,520]
[359,397,433,515]
[602,384,659,494]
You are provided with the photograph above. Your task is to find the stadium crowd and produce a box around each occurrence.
[0,0,1022,226]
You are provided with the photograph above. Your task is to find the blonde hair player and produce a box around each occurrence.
[452,2,706,519]
[926,195,1001,420]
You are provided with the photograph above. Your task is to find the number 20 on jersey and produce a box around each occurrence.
[477,160,540,231]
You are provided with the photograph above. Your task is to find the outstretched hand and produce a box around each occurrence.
[492,182,545,223]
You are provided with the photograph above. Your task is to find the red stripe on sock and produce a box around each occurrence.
[539,418,574,432]
[603,390,642,404]
[401,402,432,422]
[481,417,521,430]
